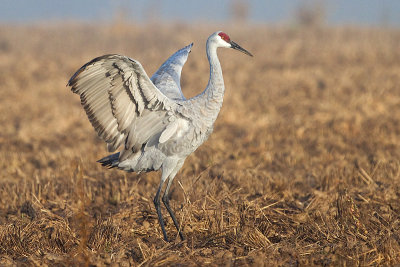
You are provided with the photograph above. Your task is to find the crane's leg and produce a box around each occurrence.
[162,176,185,241]
[154,160,184,242]
[154,179,169,242]
[162,161,185,241]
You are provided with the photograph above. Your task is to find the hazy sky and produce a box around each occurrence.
[1,0,399,26]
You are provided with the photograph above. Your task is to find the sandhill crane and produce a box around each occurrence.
[67,31,253,242]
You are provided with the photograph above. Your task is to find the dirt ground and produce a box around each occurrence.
[0,23,400,266]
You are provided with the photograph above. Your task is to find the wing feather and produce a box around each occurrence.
[68,54,176,154]
[151,43,192,101]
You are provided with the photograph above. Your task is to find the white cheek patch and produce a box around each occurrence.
[217,38,231,48]
[159,118,189,143]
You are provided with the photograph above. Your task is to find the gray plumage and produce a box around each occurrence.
[151,43,192,100]
[67,31,253,242]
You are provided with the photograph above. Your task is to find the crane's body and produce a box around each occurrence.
[68,31,252,241]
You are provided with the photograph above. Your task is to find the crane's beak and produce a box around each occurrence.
[230,41,253,57]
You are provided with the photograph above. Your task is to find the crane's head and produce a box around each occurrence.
[212,31,253,57]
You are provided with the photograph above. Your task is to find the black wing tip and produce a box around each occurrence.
[97,159,118,168]
[188,43,194,52]
[67,70,80,88]
[67,77,77,88]
[97,152,120,168]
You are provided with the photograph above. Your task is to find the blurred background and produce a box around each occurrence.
[1,0,400,27]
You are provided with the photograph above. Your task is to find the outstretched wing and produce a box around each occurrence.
[68,54,176,156]
[151,43,193,101]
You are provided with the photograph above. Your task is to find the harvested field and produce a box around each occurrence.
[0,23,400,266]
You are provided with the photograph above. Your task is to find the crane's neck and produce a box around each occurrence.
[205,40,225,101]
[195,40,225,124]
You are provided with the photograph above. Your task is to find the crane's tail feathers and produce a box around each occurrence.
[97,152,120,168]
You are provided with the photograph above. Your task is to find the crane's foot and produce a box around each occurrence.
[162,194,185,241]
